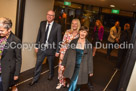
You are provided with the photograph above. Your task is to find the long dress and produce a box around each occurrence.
[58,30,79,86]
[68,49,84,91]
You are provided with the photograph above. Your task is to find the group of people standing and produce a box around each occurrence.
[29,10,94,91]
[0,10,132,91]
[107,21,131,69]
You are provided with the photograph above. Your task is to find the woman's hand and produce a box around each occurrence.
[55,53,60,57]
[61,65,65,70]
[89,73,93,77]
[14,76,19,80]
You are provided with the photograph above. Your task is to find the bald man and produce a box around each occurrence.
[107,21,121,59]
[29,10,62,86]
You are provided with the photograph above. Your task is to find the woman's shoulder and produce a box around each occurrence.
[63,29,71,36]
[100,26,104,29]
[86,39,91,44]
[65,29,72,34]
[70,38,78,44]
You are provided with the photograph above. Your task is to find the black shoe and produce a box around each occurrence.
[29,80,38,86]
[88,85,94,91]
[48,75,53,80]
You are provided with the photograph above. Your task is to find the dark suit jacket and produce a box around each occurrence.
[1,32,22,91]
[62,38,93,85]
[36,21,62,55]
[119,30,131,44]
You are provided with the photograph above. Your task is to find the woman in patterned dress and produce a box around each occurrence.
[56,19,81,89]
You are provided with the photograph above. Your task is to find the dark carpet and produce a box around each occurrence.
[17,52,120,91]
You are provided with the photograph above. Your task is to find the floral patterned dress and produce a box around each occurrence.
[58,29,79,86]
[0,37,7,74]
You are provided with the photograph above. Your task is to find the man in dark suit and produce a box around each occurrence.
[29,10,62,86]
[0,17,22,91]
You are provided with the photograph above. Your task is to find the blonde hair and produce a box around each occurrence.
[70,19,81,33]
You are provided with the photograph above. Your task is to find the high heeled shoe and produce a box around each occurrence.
[56,83,63,89]
[11,86,18,91]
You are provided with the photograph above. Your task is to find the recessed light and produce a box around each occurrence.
[132,3,136,6]
[110,5,115,8]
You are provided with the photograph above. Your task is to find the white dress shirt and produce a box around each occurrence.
[45,21,54,44]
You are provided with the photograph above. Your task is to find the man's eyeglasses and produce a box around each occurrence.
[47,14,54,17]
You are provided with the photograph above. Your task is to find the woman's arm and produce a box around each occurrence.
[59,30,70,60]
[61,48,69,67]
[61,39,75,67]
[88,48,93,76]
[100,27,104,41]
[60,31,68,53]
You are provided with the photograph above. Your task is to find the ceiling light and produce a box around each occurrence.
[132,3,136,6]
[110,5,115,8]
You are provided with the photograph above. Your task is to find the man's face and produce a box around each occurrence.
[46,11,55,23]
[0,27,10,37]
[115,22,120,28]
[124,25,130,31]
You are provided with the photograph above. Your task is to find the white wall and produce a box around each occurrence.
[127,62,136,91]
[0,0,17,33]
[21,0,54,72]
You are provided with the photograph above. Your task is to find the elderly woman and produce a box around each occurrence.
[62,26,93,91]
[56,19,81,89]
[0,17,21,91]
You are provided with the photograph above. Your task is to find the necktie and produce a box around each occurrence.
[44,24,50,43]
